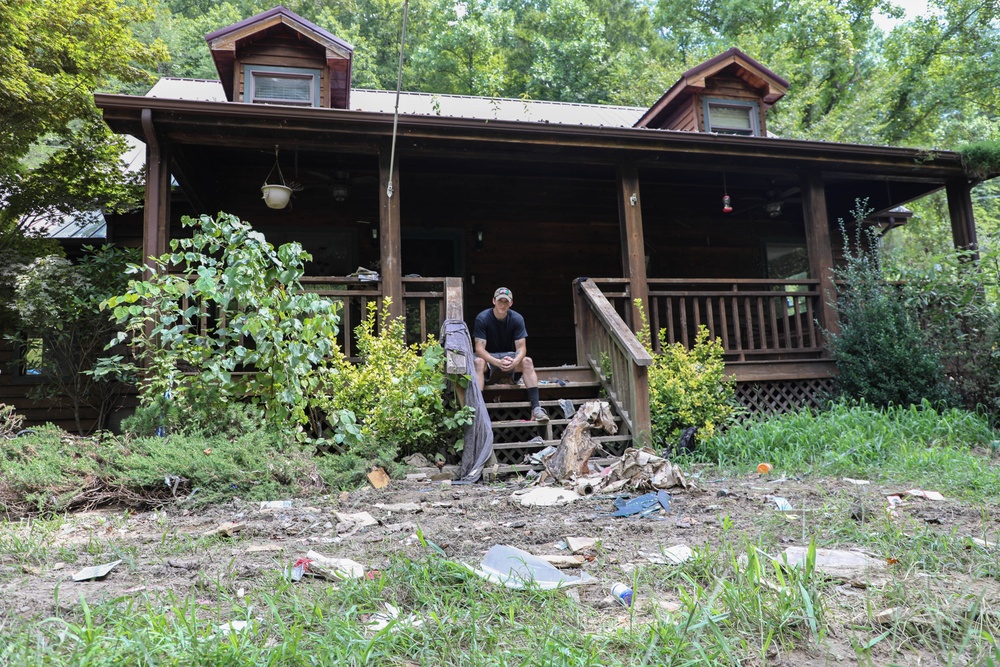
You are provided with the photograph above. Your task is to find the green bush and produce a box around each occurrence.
[639,302,736,446]
[121,395,266,440]
[101,213,341,436]
[10,245,137,434]
[312,301,473,465]
[828,218,953,407]
[898,245,1000,422]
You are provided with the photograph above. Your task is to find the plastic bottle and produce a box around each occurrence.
[611,582,633,607]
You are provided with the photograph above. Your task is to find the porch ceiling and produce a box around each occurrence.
[96,93,967,220]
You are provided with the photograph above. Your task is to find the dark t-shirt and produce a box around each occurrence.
[473,308,528,353]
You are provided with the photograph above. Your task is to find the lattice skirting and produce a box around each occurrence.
[735,378,836,416]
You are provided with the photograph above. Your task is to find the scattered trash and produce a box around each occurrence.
[781,547,890,588]
[770,496,794,511]
[564,536,597,553]
[294,551,365,581]
[373,502,422,513]
[367,466,390,489]
[843,478,871,486]
[544,401,618,480]
[405,473,428,481]
[203,521,246,537]
[596,448,688,494]
[906,489,945,501]
[366,603,400,631]
[72,559,122,582]
[611,582,633,607]
[260,500,293,510]
[575,477,600,496]
[216,620,249,636]
[528,445,557,465]
[717,489,733,498]
[558,398,576,419]
[642,544,693,565]
[612,491,670,517]
[972,538,998,549]
[403,453,432,468]
[513,487,581,507]
[467,545,596,590]
[757,463,773,474]
[336,511,378,535]
[874,607,900,624]
[247,544,282,553]
[541,555,587,568]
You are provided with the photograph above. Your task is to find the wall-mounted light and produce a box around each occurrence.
[371,226,379,248]
[475,229,484,251]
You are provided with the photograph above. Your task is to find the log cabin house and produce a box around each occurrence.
[3,6,988,454]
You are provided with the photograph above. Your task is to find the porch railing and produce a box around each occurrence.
[573,278,652,441]
[593,278,825,361]
[176,274,453,362]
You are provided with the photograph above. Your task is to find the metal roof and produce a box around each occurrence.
[142,78,646,127]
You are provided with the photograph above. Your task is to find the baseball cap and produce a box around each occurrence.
[493,287,513,302]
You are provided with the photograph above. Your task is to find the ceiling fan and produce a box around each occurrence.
[290,168,379,202]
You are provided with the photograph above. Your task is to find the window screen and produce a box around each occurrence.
[245,66,320,106]
[704,99,759,136]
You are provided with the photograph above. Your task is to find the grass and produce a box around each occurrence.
[1,400,999,663]
[699,400,999,497]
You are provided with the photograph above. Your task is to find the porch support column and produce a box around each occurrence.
[946,177,979,256]
[617,161,648,333]
[379,141,404,321]
[801,171,839,340]
[140,109,170,277]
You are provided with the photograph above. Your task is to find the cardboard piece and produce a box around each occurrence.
[72,559,122,582]
[781,547,889,587]
[368,467,390,489]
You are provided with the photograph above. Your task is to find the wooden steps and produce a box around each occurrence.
[481,365,632,472]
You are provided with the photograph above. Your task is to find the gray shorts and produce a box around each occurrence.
[485,352,521,384]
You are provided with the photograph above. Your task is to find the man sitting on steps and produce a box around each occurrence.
[473,287,550,423]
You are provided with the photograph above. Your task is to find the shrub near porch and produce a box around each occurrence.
[645,321,737,448]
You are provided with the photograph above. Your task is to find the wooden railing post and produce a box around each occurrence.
[444,277,463,321]
[617,162,649,333]
[379,140,403,322]
[801,171,839,340]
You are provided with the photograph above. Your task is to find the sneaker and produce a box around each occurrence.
[531,406,550,423]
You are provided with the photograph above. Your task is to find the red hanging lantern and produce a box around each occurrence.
[722,195,733,213]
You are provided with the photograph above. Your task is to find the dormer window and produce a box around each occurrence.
[245,65,320,106]
[703,98,759,136]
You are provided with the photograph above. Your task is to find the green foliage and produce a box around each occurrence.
[0,424,326,515]
[121,396,265,440]
[312,301,474,465]
[639,300,736,446]
[959,141,1000,180]
[897,245,1000,421]
[0,403,26,438]
[700,400,998,494]
[828,210,953,407]
[102,213,342,436]
[9,245,137,434]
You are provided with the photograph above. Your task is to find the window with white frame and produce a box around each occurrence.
[703,98,760,136]
[245,65,320,106]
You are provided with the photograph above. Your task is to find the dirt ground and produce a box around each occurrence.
[2,465,997,665]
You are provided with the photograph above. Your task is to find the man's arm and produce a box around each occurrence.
[513,338,526,366]
[474,337,496,365]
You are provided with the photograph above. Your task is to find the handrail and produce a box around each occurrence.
[594,277,825,361]
[573,278,652,443]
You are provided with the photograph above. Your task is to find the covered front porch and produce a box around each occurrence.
[96,93,979,411]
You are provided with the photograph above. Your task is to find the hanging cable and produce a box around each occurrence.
[386,0,410,199]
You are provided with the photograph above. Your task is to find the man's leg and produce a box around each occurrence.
[513,356,548,422]
[474,357,487,390]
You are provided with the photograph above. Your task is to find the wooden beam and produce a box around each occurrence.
[141,109,170,276]
[800,171,839,340]
[379,141,403,321]
[946,177,979,256]
[445,277,463,321]
[617,162,649,334]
